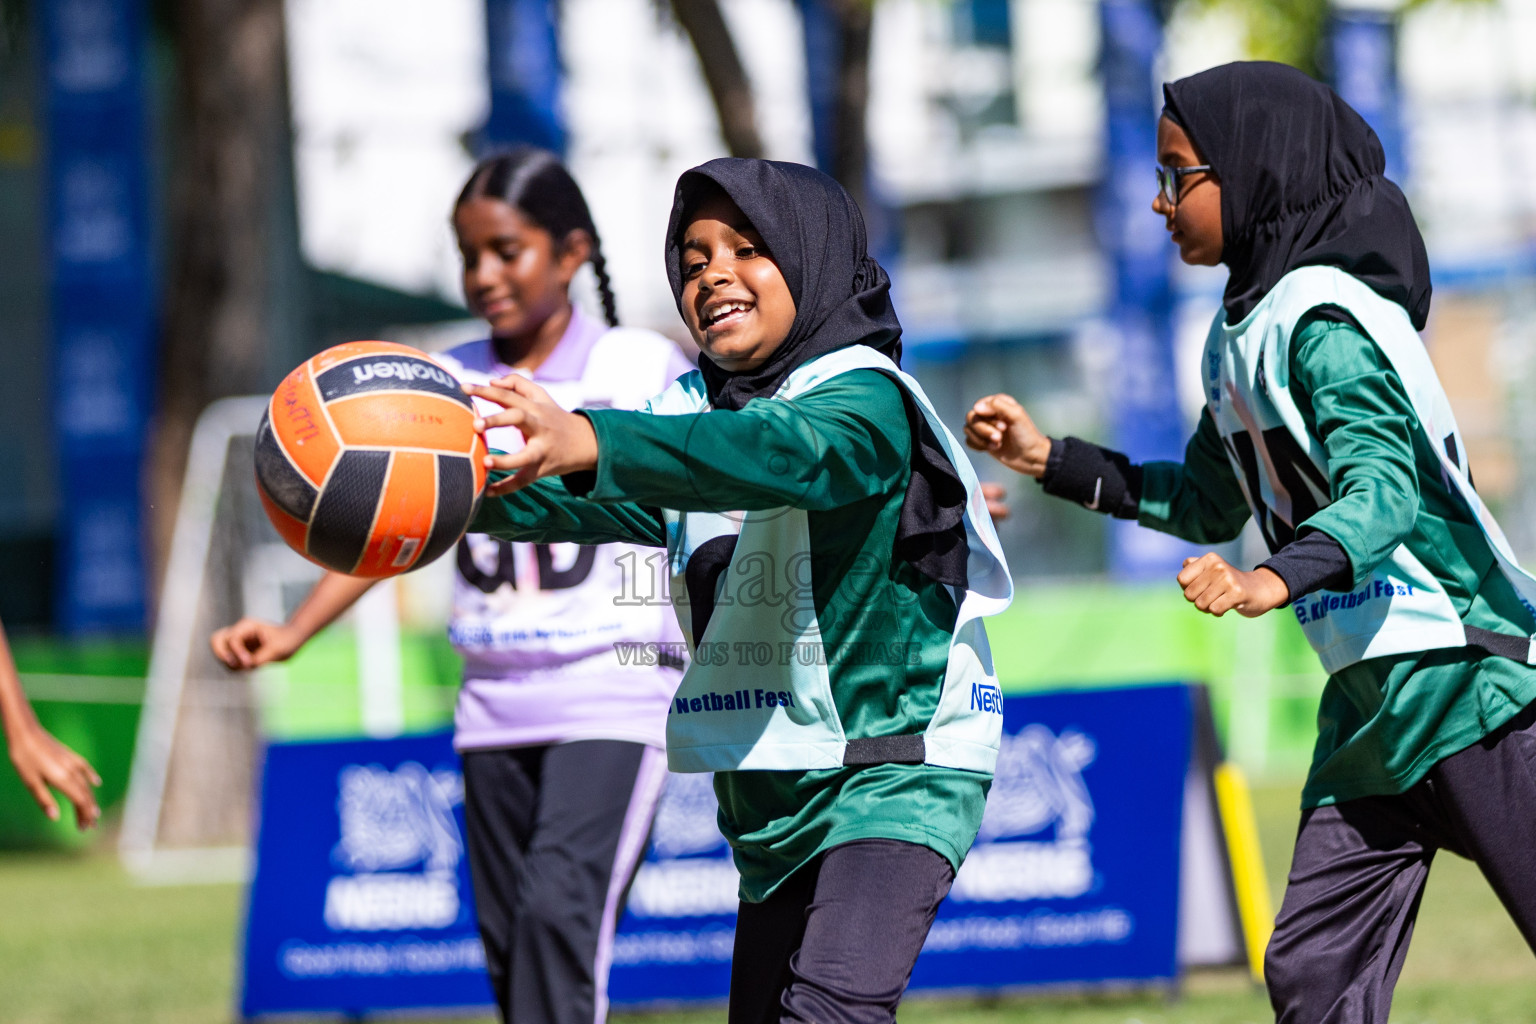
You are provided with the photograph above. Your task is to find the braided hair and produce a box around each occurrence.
[456,148,620,327]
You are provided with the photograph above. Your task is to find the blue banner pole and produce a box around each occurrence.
[40,0,155,634]
[1099,0,1185,581]
[1329,3,1405,183]
[795,0,838,176]
[482,0,566,154]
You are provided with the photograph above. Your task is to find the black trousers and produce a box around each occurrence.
[728,838,955,1024]
[1266,703,1536,1024]
[461,740,666,1024]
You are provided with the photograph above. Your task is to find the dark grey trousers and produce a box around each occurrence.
[1266,703,1536,1024]
[462,741,665,1024]
[728,838,955,1024]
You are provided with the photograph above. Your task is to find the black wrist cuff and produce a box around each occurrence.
[1258,531,1353,602]
[1039,436,1142,520]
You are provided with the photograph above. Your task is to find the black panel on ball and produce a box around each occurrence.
[254,410,318,521]
[308,449,391,572]
[417,455,476,569]
[315,356,471,408]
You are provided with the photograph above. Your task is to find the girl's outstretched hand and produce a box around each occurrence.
[466,375,599,496]
[210,619,304,670]
[965,394,1052,479]
[8,726,101,829]
[1177,553,1289,618]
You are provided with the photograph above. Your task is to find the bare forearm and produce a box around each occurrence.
[287,572,379,642]
[0,615,102,827]
[0,625,39,743]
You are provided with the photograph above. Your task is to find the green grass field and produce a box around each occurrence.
[1,780,1533,1024]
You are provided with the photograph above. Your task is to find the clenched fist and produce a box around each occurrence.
[964,393,1052,479]
[1177,553,1289,618]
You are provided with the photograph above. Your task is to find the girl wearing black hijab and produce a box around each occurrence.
[465,158,1011,1024]
[968,61,1536,1022]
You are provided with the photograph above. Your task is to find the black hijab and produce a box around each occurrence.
[665,158,969,588]
[666,158,903,408]
[1162,61,1432,330]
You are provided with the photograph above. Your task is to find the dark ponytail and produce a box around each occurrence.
[457,147,620,327]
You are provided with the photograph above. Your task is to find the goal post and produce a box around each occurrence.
[121,396,271,880]
[120,397,424,882]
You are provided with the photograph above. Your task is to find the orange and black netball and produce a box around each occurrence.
[255,340,488,577]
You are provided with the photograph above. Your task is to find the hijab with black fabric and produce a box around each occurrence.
[1162,61,1432,330]
[664,157,968,588]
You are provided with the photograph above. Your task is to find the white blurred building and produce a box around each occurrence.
[279,0,1536,572]
[283,0,1536,330]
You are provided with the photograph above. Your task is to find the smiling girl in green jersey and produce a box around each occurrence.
[463,158,1011,1024]
[968,62,1536,1024]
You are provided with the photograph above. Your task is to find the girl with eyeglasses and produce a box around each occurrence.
[967,61,1536,1022]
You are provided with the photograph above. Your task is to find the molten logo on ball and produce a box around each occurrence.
[255,340,488,577]
[350,361,457,388]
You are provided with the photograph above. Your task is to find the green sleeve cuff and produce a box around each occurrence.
[1135,460,1184,528]
[582,408,654,503]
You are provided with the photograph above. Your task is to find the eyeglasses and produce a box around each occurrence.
[1156,164,1213,207]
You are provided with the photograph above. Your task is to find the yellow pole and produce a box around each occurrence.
[1214,762,1274,982]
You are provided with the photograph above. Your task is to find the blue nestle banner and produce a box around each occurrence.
[608,683,1192,1003]
[1330,8,1404,182]
[911,683,1191,991]
[243,685,1193,1015]
[241,733,492,1018]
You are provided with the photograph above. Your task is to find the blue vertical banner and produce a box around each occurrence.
[796,0,839,176]
[40,0,155,633]
[1098,0,1186,580]
[1330,5,1404,183]
[483,0,566,153]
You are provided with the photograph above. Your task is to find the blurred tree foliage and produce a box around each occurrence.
[1174,0,1330,76]
[150,0,288,577]
[672,0,876,213]
[0,1,24,67]
[669,0,765,158]
[1173,0,1488,79]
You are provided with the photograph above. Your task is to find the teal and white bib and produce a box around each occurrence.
[644,347,1014,774]
[1205,266,1536,673]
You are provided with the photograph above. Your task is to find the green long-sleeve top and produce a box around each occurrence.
[472,369,989,900]
[1140,314,1536,808]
